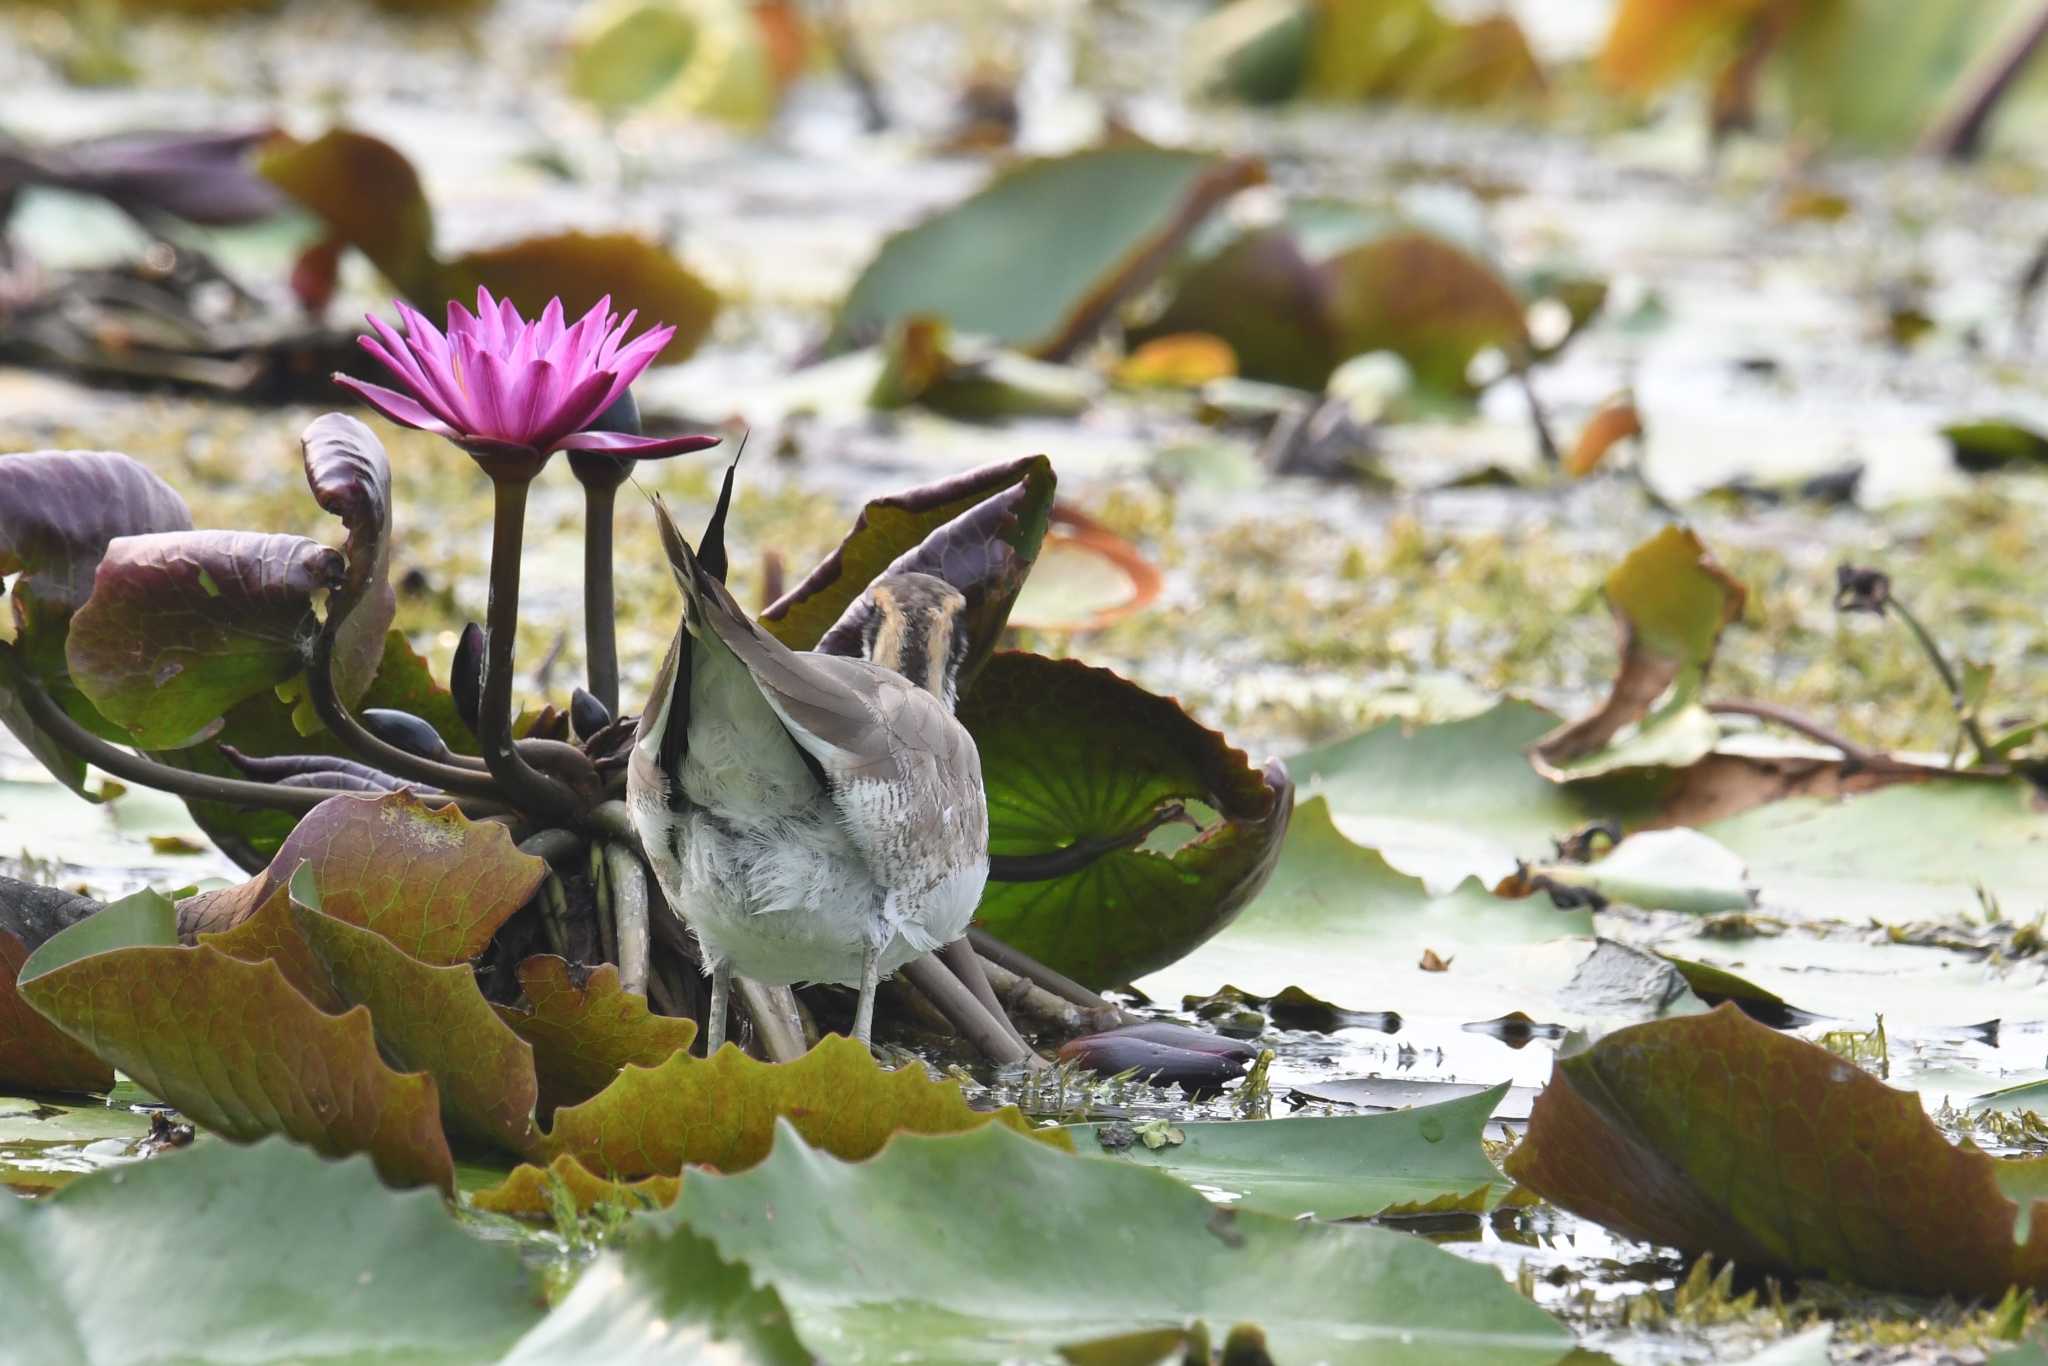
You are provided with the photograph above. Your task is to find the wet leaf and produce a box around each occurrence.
[1007,507,1164,633]
[66,530,343,749]
[1532,525,1746,780]
[176,790,545,964]
[541,1033,1064,1180]
[496,955,697,1121]
[1496,828,1755,914]
[838,145,1264,360]
[962,652,1293,988]
[300,412,396,713]
[18,900,455,1191]
[656,1120,1571,1364]
[0,1139,538,1363]
[764,455,1055,690]
[291,897,540,1159]
[469,1152,679,1218]
[0,450,192,788]
[502,1219,809,1365]
[1072,1084,1514,1218]
[1507,1002,2048,1298]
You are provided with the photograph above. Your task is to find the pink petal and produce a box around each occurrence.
[459,335,520,440]
[512,358,559,445]
[531,297,566,354]
[594,309,640,369]
[535,368,617,449]
[556,430,722,460]
[334,375,460,439]
[597,325,675,406]
[359,326,464,430]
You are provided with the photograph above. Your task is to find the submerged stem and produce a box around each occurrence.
[480,476,585,825]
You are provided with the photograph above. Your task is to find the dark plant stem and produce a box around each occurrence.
[1706,700,1877,765]
[517,827,584,866]
[1885,597,1996,765]
[306,629,502,798]
[8,664,504,817]
[1919,0,2048,159]
[480,476,586,825]
[1518,368,1560,466]
[986,803,1192,882]
[968,928,1125,1018]
[578,474,622,718]
[902,954,1036,1066]
[941,939,1035,1056]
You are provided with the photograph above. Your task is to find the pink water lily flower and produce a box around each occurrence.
[335,288,720,475]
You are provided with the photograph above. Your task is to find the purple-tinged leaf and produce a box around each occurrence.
[300,413,395,708]
[0,128,286,229]
[66,530,342,749]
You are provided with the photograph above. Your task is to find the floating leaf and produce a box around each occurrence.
[838,145,1264,360]
[543,1034,1064,1180]
[496,955,697,1121]
[1075,1084,1514,1218]
[470,1152,680,1218]
[1531,525,1746,780]
[1495,828,1755,914]
[565,0,786,129]
[291,898,540,1159]
[501,1219,809,1366]
[962,652,1292,988]
[1114,333,1238,388]
[764,455,1056,689]
[66,530,343,749]
[658,1121,1571,1363]
[1007,507,1164,633]
[1138,222,1530,393]
[0,127,286,228]
[176,790,545,964]
[1508,1002,2048,1299]
[0,1139,539,1363]
[18,899,454,1191]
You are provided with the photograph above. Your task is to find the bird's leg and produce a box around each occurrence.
[852,941,881,1045]
[940,939,1035,1057]
[705,961,730,1055]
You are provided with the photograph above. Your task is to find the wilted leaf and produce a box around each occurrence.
[838,145,1264,360]
[543,1034,1064,1180]
[0,127,286,228]
[501,1218,809,1366]
[962,652,1292,988]
[18,898,454,1191]
[66,530,343,748]
[764,455,1055,690]
[1506,1002,2048,1298]
[1074,1084,1514,1218]
[0,928,112,1094]
[1567,396,1644,476]
[496,955,697,1121]
[177,790,545,964]
[0,1139,539,1364]
[1531,525,1746,780]
[292,898,540,1158]
[658,1121,1571,1363]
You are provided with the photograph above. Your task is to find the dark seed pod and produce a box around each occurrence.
[452,622,484,734]
[1096,1021,1259,1062]
[570,687,612,741]
[360,708,452,761]
[1058,1024,1253,1092]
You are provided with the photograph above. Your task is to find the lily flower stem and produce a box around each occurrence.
[306,626,502,799]
[603,841,651,995]
[940,939,1035,1056]
[480,476,587,825]
[901,954,1036,1067]
[1887,595,1995,764]
[580,476,622,719]
[967,928,1126,1020]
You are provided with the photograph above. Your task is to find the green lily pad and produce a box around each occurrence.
[0,1138,539,1364]
[961,652,1293,988]
[1531,525,1747,781]
[536,1033,1064,1181]
[18,899,454,1191]
[1496,828,1755,915]
[1072,1084,1515,1218]
[66,529,344,749]
[1292,699,1658,889]
[838,145,1264,360]
[1507,1002,2048,1299]
[657,1120,1571,1364]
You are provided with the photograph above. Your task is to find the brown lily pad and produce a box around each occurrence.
[496,955,697,1122]
[469,1153,680,1218]
[0,929,113,1094]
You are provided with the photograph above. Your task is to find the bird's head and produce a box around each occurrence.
[862,572,970,710]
